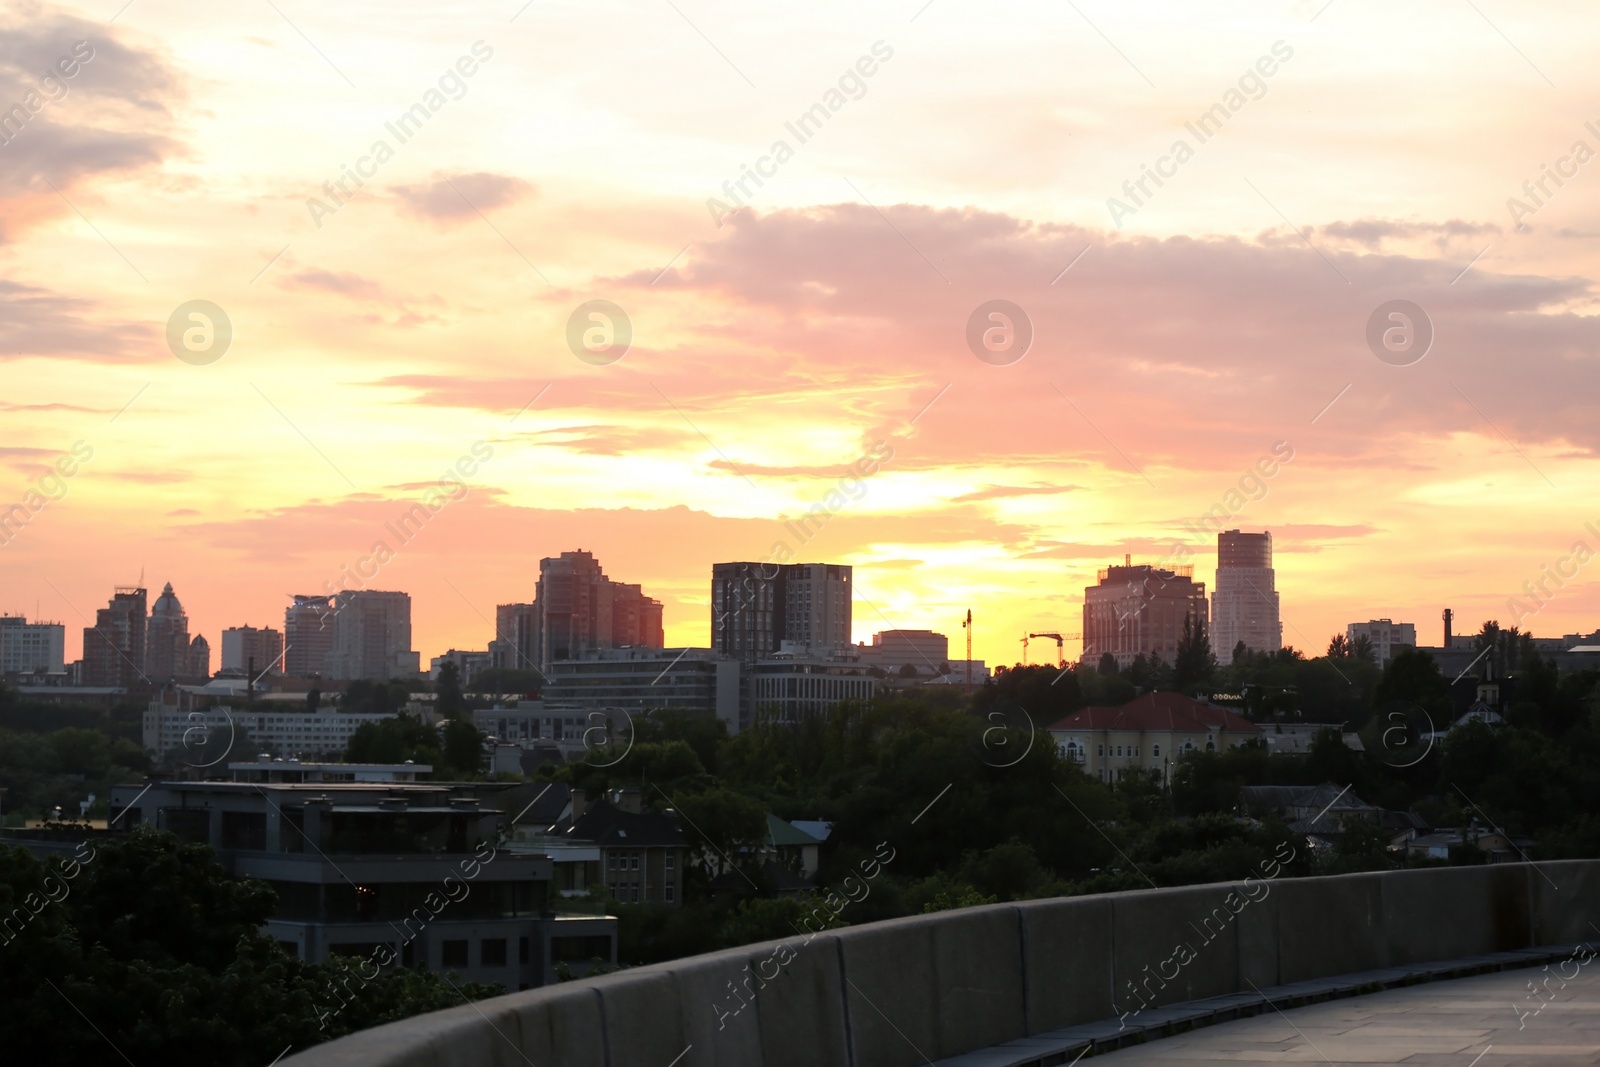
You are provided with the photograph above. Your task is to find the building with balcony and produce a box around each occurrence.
[531,550,663,671]
[324,590,420,681]
[107,778,616,988]
[711,561,853,661]
[284,595,336,679]
[81,585,147,686]
[222,624,286,675]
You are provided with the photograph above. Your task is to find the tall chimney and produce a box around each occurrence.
[1443,608,1454,649]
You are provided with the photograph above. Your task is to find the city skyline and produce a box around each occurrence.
[6,2,1600,672]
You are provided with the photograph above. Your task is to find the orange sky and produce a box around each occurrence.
[5,0,1600,668]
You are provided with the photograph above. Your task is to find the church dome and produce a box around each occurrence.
[151,582,185,618]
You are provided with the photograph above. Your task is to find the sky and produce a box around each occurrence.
[4,0,1600,669]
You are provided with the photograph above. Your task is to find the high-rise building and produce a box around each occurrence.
[531,551,664,670]
[284,595,336,678]
[81,586,147,686]
[0,616,66,673]
[491,602,535,671]
[145,582,207,681]
[1346,620,1417,665]
[222,625,285,675]
[324,590,419,681]
[710,562,853,661]
[189,634,211,679]
[1081,561,1207,669]
[1210,530,1282,661]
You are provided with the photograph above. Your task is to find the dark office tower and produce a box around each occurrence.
[711,562,784,661]
[710,562,853,661]
[81,585,147,686]
[284,595,336,678]
[1210,530,1281,658]
[532,550,665,670]
[1081,561,1207,668]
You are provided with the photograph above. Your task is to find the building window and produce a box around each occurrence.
[481,939,507,967]
[665,885,675,902]
[1152,744,1160,757]
[665,854,675,871]
[1098,744,1105,756]
[631,887,639,903]
[441,940,469,968]
[519,937,530,965]
[630,855,639,871]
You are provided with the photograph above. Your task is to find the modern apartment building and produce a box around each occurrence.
[1347,619,1418,665]
[1047,692,1260,783]
[1210,530,1282,659]
[531,551,663,670]
[1080,559,1208,668]
[710,561,853,660]
[749,653,877,723]
[324,590,420,681]
[0,615,65,673]
[81,585,147,686]
[222,625,285,675]
[284,595,336,679]
[107,778,617,987]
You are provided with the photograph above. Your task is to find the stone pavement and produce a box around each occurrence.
[1092,967,1600,1065]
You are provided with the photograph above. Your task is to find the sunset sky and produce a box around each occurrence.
[5,0,1600,668]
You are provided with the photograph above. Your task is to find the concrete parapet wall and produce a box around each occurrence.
[284,861,1600,1067]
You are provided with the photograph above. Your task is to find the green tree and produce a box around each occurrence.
[1173,614,1217,692]
[436,661,466,718]
[440,716,484,777]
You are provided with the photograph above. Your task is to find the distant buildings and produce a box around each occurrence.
[541,647,741,733]
[711,562,853,660]
[1081,559,1207,668]
[0,615,65,673]
[491,602,535,672]
[1347,619,1417,665]
[143,696,399,761]
[81,585,147,686]
[323,590,419,681]
[430,648,492,686]
[1210,530,1281,659]
[532,550,663,671]
[854,629,949,676]
[221,625,284,675]
[283,595,336,679]
[1047,692,1260,783]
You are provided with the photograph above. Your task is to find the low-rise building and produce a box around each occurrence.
[107,777,617,987]
[143,698,400,761]
[1047,692,1260,783]
[554,788,688,906]
[542,647,741,734]
[0,615,65,673]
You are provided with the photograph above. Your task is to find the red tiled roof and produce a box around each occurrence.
[1047,692,1260,734]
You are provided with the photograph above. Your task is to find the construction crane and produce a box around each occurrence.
[1027,631,1084,668]
[962,610,973,688]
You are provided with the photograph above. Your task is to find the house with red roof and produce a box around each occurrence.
[1046,692,1261,784]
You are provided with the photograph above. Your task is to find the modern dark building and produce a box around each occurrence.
[284,595,336,679]
[710,561,853,661]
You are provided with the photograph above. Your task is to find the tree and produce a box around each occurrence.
[1173,614,1217,691]
[440,716,485,777]
[1350,634,1377,665]
[673,786,768,876]
[1327,633,1351,659]
[436,661,466,718]
[305,687,321,713]
[344,714,438,765]
[1097,652,1119,676]
[897,663,919,678]
[1232,640,1248,666]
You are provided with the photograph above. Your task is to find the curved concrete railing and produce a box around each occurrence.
[284,860,1600,1067]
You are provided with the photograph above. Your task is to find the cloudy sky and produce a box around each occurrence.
[4,0,1599,667]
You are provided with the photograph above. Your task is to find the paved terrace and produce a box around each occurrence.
[1093,966,1600,1065]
